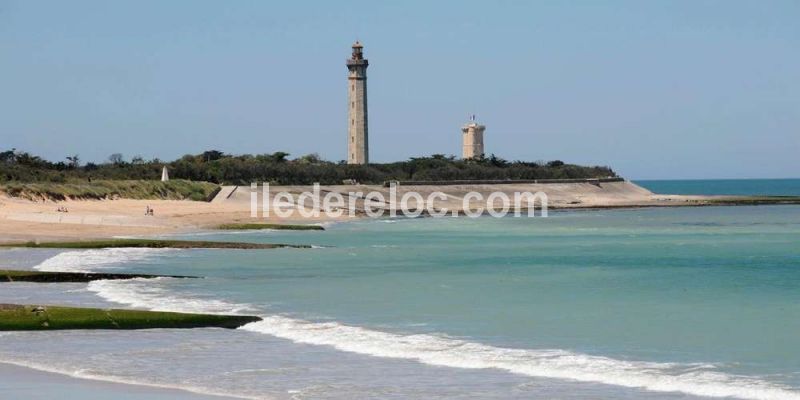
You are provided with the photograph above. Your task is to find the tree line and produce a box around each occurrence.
[0,149,617,185]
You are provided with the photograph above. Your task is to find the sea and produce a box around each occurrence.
[1,179,799,400]
[635,178,800,196]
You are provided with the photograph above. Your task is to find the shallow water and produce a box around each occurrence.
[2,205,799,399]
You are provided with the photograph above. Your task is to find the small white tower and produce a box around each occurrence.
[462,115,486,159]
[161,166,169,182]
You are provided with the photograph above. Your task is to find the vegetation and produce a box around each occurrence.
[701,196,800,206]
[0,149,617,187]
[0,179,219,201]
[0,239,312,249]
[0,304,260,330]
[217,223,325,231]
[1,269,198,283]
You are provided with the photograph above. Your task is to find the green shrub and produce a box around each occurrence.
[0,180,219,201]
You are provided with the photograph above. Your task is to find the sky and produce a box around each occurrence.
[1,1,798,179]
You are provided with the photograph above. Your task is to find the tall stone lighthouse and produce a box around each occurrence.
[347,41,369,164]
[462,115,486,159]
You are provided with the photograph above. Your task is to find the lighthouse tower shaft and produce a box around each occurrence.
[347,42,369,164]
[462,118,486,159]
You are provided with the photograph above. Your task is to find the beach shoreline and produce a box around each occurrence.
[2,202,800,400]
[2,181,800,244]
[0,361,239,400]
[0,194,340,244]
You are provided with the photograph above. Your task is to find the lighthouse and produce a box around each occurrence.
[462,115,486,159]
[346,41,369,164]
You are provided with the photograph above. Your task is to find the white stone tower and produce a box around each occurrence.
[462,115,486,159]
[347,41,369,164]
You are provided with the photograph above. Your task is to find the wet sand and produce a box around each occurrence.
[0,362,237,400]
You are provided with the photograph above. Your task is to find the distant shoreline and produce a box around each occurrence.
[2,180,800,244]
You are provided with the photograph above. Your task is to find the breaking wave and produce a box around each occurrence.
[90,274,800,400]
[34,249,800,400]
[87,278,255,315]
[33,248,176,273]
[240,318,799,400]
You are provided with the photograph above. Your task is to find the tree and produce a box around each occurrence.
[486,154,509,168]
[430,154,455,161]
[66,154,81,168]
[296,153,323,164]
[131,155,145,165]
[108,153,124,165]
[0,148,16,164]
[201,150,226,162]
[0,149,616,185]
[15,152,46,168]
[266,151,290,163]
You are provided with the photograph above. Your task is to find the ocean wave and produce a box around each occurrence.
[32,248,176,273]
[87,278,255,315]
[23,250,260,398]
[240,317,799,400]
[91,273,800,400]
[44,247,800,400]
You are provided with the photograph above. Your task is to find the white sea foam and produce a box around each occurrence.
[17,250,263,399]
[240,318,799,400]
[40,249,800,400]
[93,274,800,400]
[32,248,176,273]
[87,278,254,315]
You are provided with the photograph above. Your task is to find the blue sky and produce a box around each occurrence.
[1,0,798,179]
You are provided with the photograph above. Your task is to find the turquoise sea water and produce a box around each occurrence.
[636,178,800,196]
[1,203,800,399]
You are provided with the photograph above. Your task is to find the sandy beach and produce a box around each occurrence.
[0,191,337,243]
[0,362,235,400]
[1,181,795,244]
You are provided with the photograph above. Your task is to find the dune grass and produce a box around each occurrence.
[0,239,311,249]
[0,179,220,201]
[0,269,198,283]
[0,304,260,330]
[217,223,324,231]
